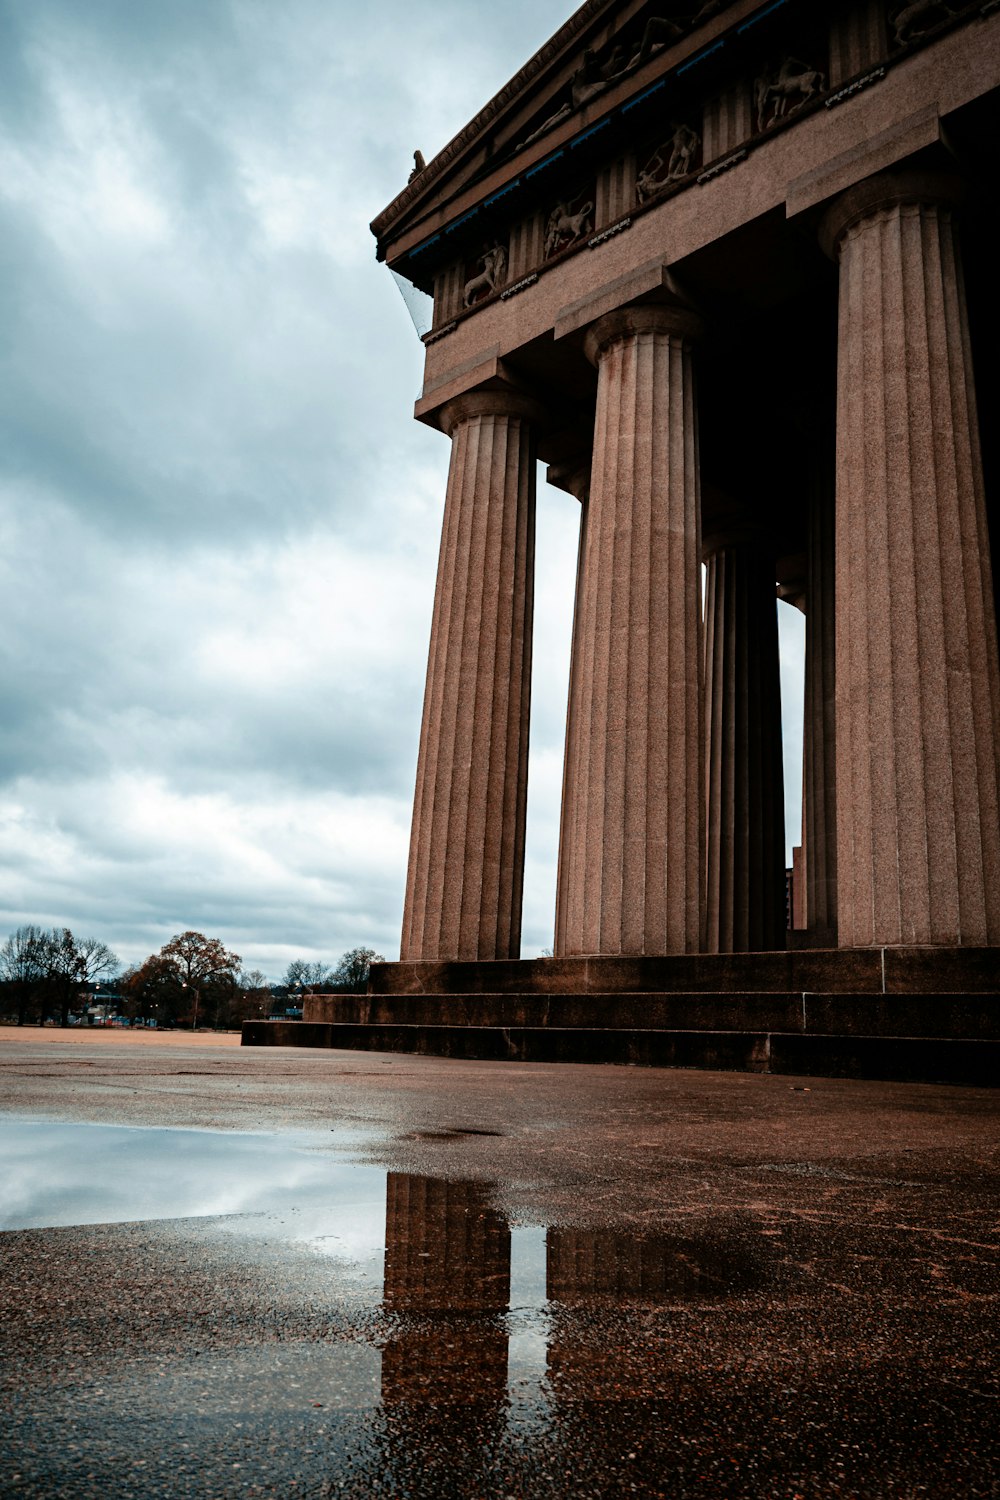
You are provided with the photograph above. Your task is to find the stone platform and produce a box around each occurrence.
[242,948,999,1086]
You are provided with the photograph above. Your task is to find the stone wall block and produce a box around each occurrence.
[556,310,704,956]
[831,192,1000,946]
[402,401,536,960]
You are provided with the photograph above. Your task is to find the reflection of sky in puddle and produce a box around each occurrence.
[1,1119,767,1424]
[0,1118,388,1270]
[508,1224,551,1397]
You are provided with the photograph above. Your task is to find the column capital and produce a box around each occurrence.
[819,168,965,260]
[546,456,591,503]
[438,385,545,434]
[584,301,704,367]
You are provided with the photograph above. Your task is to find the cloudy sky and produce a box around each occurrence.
[0,0,803,981]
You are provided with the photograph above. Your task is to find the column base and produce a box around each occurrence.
[242,949,1000,1087]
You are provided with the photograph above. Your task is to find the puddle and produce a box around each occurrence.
[0,1118,824,1497]
[0,1119,771,1304]
[0,1117,386,1242]
[1,1118,772,1401]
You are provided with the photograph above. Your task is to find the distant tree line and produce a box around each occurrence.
[0,926,384,1029]
[0,926,120,1027]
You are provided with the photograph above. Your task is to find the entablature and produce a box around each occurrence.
[372,0,996,350]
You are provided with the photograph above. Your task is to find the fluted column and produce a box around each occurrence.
[401,389,539,961]
[803,464,838,940]
[822,171,1000,947]
[703,531,786,952]
[555,304,704,956]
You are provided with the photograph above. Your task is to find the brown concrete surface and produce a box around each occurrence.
[1,1027,998,1498]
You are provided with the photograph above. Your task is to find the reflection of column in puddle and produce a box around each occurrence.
[545,1228,764,1397]
[547,1228,747,1302]
[380,1174,511,1403]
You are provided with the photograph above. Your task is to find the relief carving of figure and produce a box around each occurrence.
[891,0,955,46]
[520,36,646,151]
[754,56,826,131]
[463,243,508,307]
[545,197,595,258]
[636,122,702,202]
[521,50,609,147]
[634,14,685,68]
[691,0,724,22]
[570,48,613,107]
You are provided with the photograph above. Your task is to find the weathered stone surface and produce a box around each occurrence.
[242,1018,1000,1085]
[823,172,1000,947]
[556,304,704,957]
[302,988,1000,1040]
[401,390,538,962]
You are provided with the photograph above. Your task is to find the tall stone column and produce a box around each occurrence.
[401,389,539,962]
[703,530,786,952]
[821,171,1000,948]
[555,304,704,957]
[803,465,838,941]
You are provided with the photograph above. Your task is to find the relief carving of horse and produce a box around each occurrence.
[755,56,826,131]
[545,201,594,257]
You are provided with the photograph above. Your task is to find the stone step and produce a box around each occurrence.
[241,1020,999,1086]
[370,947,1000,997]
[302,991,1000,1039]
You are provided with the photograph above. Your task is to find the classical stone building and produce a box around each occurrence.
[245,0,999,1081]
[373,0,1000,964]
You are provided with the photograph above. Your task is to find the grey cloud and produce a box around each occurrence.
[3,0,794,977]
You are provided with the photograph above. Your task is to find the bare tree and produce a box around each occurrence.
[75,936,121,987]
[233,968,271,1025]
[0,925,48,1025]
[43,928,80,1027]
[331,947,385,994]
[282,959,333,994]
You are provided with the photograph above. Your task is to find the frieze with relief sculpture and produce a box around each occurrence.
[372,4,753,239]
[521,46,629,147]
[636,122,702,203]
[754,56,827,132]
[519,10,701,151]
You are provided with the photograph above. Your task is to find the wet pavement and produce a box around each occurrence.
[1,1029,998,1498]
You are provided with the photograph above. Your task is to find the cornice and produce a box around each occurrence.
[370,0,612,244]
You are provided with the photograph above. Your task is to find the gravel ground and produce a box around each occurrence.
[1,1028,998,1498]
